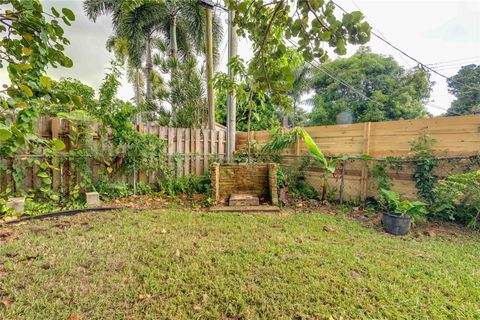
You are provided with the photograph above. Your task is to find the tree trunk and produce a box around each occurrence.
[205,8,215,130]
[145,34,153,101]
[135,68,142,125]
[170,14,177,125]
[170,14,177,57]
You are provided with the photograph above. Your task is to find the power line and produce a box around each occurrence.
[286,39,376,104]
[350,0,412,68]
[427,56,480,66]
[333,1,480,91]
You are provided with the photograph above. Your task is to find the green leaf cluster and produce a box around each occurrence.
[308,48,432,125]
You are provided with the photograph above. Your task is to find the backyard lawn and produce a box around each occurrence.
[0,209,479,319]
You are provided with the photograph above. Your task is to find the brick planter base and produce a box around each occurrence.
[211,163,278,206]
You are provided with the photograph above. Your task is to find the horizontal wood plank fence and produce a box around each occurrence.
[236,115,480,201]
[0,117,226,194]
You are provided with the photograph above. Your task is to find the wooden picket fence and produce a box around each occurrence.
[0,117,226,193]
[236,115,480,201]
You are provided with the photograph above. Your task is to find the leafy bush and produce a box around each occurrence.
[380,189,427,222]
[136,182,153,195]
[95,182,133,200]
[432,171,480,228]
[159,174,210,196]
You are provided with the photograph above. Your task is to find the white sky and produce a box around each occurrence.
[1,0,479,116]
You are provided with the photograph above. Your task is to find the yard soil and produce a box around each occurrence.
[2,194,470,241]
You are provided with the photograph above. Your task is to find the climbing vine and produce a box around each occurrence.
[409,133,438,203]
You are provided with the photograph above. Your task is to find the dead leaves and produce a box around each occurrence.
[137,294,152,301]
[425,229,437,237]
[323,225,336,233]
[1,299,12,307]
[193,293,208,312]
[0,227,13,238]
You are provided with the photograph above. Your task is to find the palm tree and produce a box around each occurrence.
[287,64,312,126]
[84,0,223,122]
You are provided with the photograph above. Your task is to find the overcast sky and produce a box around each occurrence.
[2,0,479,116]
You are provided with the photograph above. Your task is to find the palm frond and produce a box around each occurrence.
[83,0,120,22]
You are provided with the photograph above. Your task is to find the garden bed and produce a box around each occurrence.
[1,208,479,319]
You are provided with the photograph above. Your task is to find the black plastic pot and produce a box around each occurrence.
[382,212,411,235]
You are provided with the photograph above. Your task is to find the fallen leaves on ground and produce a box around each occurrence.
[323,225,336,232]
[1,299,12,307]
[0,227,13,238]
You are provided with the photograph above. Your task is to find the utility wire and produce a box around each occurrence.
[427,56,480,66]
[350,0,412,68]
[333,1,480,91]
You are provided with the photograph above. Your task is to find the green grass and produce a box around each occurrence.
[1,209,479,319]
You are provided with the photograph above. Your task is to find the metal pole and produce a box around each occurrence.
[226,9,237,161]
[339,160,346,204]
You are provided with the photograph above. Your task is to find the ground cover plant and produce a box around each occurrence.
[1,209,479,319]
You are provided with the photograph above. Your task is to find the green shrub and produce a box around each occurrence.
[432,171,480,228]
[95,182,133,200]
[136,182,152,195]
[159,174,210,196]
[380,189,427,222]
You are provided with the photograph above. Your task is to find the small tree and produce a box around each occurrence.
[1,0,76,156]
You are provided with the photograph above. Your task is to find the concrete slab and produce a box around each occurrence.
[210,205,280,213]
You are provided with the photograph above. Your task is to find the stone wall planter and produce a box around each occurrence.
[211,163,278,206]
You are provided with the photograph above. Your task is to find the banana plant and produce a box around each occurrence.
[300,129,338,201]
[300,128,372,201]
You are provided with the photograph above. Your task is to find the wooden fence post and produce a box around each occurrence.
[184,128,191,176]
[195,129,202,176]
[51,118,61,190]
[360,122,371,200]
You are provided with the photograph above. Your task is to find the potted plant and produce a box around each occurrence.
[380,189,427,235]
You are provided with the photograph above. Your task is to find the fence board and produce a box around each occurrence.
[1,119,226,194]
[202,129,209,175]
[236,115,480,201]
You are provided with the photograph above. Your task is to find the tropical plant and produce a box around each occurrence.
[225,0,371,110]
[300,128,339,201]
[380,189,427,222]
[84,0,223,123]
[432,170,480,228]
[0,0,74,156]
[284,64,312,127]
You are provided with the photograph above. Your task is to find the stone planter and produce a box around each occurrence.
[211,163,278,206]
[7,197,25,215]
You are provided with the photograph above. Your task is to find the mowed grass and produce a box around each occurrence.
[1,209,479,319]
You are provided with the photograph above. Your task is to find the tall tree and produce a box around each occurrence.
[84,0,223,123]
[283,64,311,127]
[308,48,432,125]
[447,64,480,116]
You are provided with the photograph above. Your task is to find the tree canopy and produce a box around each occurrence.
[447,64,480,116]
[308,48,432,125]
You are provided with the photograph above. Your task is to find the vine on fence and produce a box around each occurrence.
[409,133,438,204]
